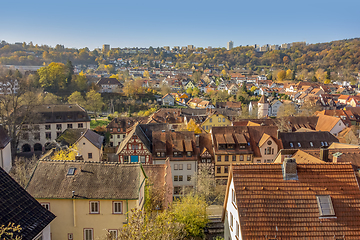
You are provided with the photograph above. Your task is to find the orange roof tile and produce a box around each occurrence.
[228,162,360,239]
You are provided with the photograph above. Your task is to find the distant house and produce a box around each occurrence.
[162,93,175,106]
[1,167,55,240]
[201,111,232,133]
[315,115,346,136]
[56,128,104,161]
[0,78,19,95]
[0,126,11,173]
[187,98,203,109]
[227,84,238,95]
[26,161,146,240]
[223,160,360,239]
[184,80,196,90]
[279,131,339,149]
[96,77,123,93]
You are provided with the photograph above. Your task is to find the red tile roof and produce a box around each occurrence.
[227,162,360,239]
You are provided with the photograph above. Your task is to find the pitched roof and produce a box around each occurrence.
[96,77,122,86]
[1,167,55,239]
[56,128,104,149]
[0,126,11,149]
[258,94,267,103]
[315,115,341,132]
[26,161,144,199]
[226,162,360,239]
[279,131,339,149]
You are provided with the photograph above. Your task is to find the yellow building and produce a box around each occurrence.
[201,111,232,133]
[26,160,146,240]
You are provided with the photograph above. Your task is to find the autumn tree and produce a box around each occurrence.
[0,223,22,240]
[37,62,69,93]
[51,144,79,160]
[285,69,292,80]
[277,70,286,81]
[143,70,150,78]
[86,89,104,120]
[277,102,297,118]
[68,91,86,106]
[192,87,200,97]
[9,156,37,188]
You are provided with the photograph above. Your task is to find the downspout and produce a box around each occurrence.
[72,191,76,227]
[126,200,129,223]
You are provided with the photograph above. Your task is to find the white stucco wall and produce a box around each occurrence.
[224,177,242,240]
[330,119,346,136]
[0,142,12,173]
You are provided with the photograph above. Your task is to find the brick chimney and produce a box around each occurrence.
[282,158,298,180]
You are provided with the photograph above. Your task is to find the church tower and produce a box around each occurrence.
[258,95,269,118]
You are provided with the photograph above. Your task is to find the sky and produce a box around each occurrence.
[1,0,359,50]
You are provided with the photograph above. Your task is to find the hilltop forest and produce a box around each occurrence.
[0,38,359,74]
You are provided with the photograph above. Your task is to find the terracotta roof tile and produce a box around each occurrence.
[230,162,360,239]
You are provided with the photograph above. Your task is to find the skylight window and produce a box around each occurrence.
[310,142,313,147]
[289,142,294,148]
[67,167,76,175]
[324,142,328,146]
[316,195,335,217]
[321,142,324,146]
[297,142,301,147]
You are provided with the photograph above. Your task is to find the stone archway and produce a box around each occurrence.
[34,143,43,152]
[22,144,31,152]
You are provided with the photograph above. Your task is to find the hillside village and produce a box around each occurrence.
[2,40,360,239]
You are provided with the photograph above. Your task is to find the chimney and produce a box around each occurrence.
[320,146,329,162]
[282,158,298,180]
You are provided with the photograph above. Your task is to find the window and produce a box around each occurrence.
[173,151,178,157]
[247,155,251,161]
[110,128,113,132]
[267,147,271,154]
[45,124,51,130]
[206,126,208,130]
[230,212,233,229]
[290,142,294,148]
[108,230,118,240]
[298,142,301,147]
[232,189,236,204]
[316,195,335,217]
[218,117,221,122]
[56,124,62,130]
[225,156,229,162]
[113,202,123,214]
[236,221,239,237]
[45,132,51,139]
[78,123,83,128]
[179,175,183,181]
[90,201,99,214]
[187,151,192,157]
[217,166,221,173]
[34,125,40,131]
[88,153,93,159]
[157,152,161,157]
[240,155,244,161]
[223,118,225,122]
[174,186,182,195]
[41,203,50,210]
[272,148,274,155]
[310,142,314,147]
[132,145,138,150]
[67,167,76,175]
[22,132,29,140]
[84,229,93,240]
[34,132,40,140]
[124,156,129,163]
[123,134,126,138]
[264,149,267,155]
[210,118,212,123]
[217,156,221,162]
[161,152,165,157]
[117,135,120,138]
[179,164,183,170]
[321,142,324,146]
[324,141,328,146]
[68,233,73,240]
[174,176,178,181]
[140,156,145,163]
[67,124,73,129]
[174,164,178,170]
[187,175,191,181]
[224,166,228,173]
[117,128,120,132]
[187,164,192,170]
[110,135,113,139]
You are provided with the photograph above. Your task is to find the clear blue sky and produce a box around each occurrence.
[1,0,359,50]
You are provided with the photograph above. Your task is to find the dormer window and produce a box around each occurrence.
[290,142,294,148]
[321,142,324,146]
[297,143,301,147]
[186,152,192,157]
[310,142,313,147]
[324,142,328,146]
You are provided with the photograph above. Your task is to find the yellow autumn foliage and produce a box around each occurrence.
[52,144,79,161]
[186,119,202,134]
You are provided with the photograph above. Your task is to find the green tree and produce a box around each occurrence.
[186,87,193,95]
[86,89,104,120]
[68,91,86,106]
[72,74,88,91]
[192,87,200,97]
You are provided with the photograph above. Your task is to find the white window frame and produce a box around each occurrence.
[113,201,123,214]
[108,230,118,240]
[41,202,50,211]
[89,201,99,214]
[84,229,93,240]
